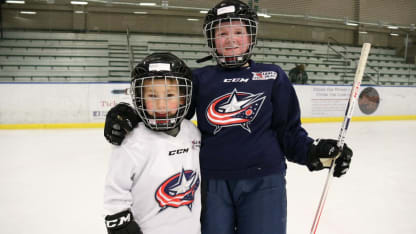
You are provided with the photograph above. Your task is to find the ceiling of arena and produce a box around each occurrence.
[2,0,416,31]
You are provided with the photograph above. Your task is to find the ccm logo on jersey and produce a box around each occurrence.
[169,148,189,156]
[252,71,278,80]
[224,78,249,83]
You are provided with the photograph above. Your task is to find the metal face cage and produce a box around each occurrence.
[131,76,192,131]
[204,17,258,68]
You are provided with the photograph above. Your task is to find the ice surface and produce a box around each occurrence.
[0,121,415,234]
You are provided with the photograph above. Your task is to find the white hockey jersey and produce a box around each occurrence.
[104,120,201,234]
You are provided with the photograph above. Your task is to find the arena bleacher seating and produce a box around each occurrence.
[0,31,415,85]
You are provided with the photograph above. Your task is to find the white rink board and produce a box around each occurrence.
[0,83,415,124]
[0,83,131,124]
[295,85,416,117]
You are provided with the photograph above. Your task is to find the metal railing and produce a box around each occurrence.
[126,27,134,74]
[327,37,348,81]
[327,37,348,58]
[327,37,380,84]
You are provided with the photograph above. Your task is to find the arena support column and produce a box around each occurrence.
[0,0,4,39]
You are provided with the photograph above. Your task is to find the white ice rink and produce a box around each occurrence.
[0,120,415,234]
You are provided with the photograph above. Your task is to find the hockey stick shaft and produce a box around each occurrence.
[310,43,371,234]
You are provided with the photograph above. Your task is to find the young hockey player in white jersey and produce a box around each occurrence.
[103,53,201,234]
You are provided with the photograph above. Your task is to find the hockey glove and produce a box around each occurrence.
[104,103,140,145]
[105,210,143,234]
[307,139,353,177]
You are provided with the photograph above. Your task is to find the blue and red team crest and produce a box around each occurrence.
[155,169,200,212]
[206,89,266,134]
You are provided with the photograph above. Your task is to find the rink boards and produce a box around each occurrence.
[0,82,415,129]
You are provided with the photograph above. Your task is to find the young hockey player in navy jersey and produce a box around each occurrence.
[103,53,201,234]
[103,1,353,234]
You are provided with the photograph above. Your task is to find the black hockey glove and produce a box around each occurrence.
[104,103,140,145]
[307,139,353,177]
[105,210,143,234]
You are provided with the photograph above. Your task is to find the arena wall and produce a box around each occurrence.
[2,0,415,48]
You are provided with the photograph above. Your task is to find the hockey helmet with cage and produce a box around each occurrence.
[130,52,193,131]
[203,0,258,68]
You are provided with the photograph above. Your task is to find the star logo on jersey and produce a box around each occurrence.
[155,169,200,212]
[206,89,266,134]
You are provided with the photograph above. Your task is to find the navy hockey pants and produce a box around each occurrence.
[201,173,287,234]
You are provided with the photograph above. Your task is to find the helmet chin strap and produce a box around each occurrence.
[164,126,180,137]
[196,55,213,63]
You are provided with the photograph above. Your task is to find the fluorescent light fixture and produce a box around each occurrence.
[359,31,368,34]
[187,18,199,21]
[387,25,399,29]
[20,11,37,14]
[74,11,85,14]
[139,2,156,6]
[133,11,147,14]
[344,18,358,26]
[6,0,25,4]
[390,33,399,36]
[200,10,208,14]
[346,22,358,26]
[70,1,88,5]
[257,13,271,18]
[258,8,271,18]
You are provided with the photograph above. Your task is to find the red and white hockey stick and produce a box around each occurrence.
[310,43,371,234]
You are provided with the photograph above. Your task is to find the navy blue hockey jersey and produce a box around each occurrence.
[187,60,314,179]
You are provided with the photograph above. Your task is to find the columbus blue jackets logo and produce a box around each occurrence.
[155,169,200,212]
[206,89,266,134]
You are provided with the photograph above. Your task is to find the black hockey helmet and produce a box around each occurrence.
[203,0,258,68]
[131,52,193,131]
